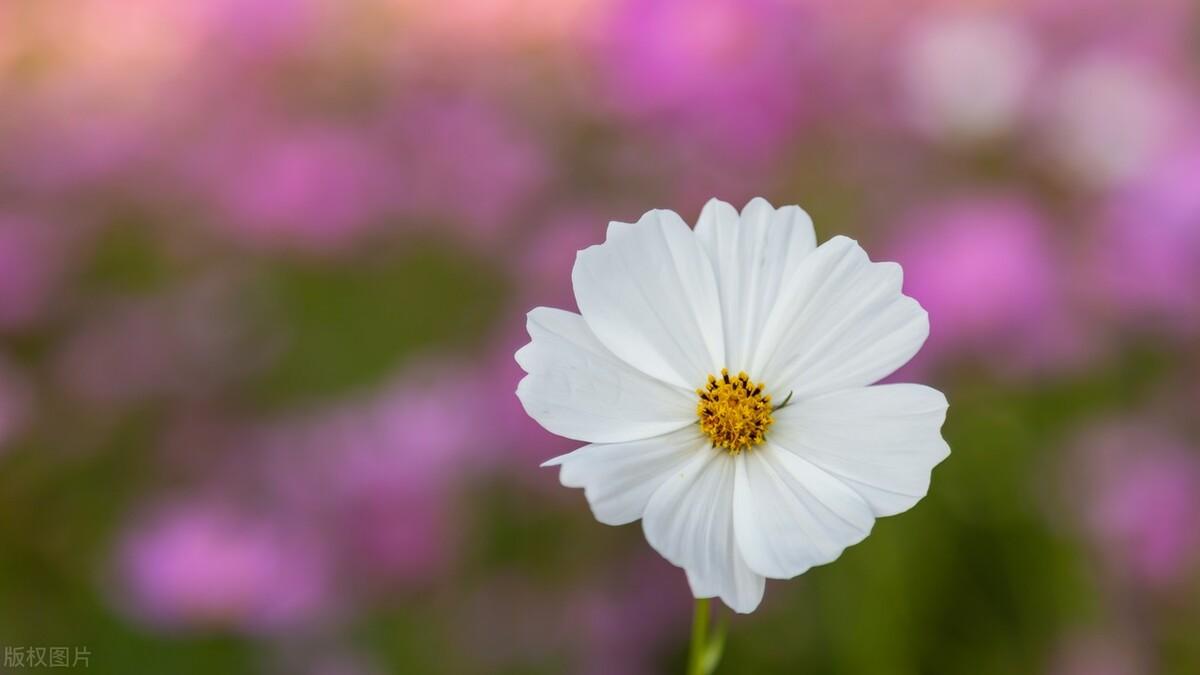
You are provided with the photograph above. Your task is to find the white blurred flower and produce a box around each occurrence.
[902,12,1038,142]
[516,198,950,613]
[1045,55,1183,188]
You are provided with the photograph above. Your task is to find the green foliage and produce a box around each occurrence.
[251,241,508,407]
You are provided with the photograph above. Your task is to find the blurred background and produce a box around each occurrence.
[1,0,1198,673]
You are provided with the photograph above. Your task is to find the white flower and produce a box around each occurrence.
[901,12,1038,143]
[516,198,950,613]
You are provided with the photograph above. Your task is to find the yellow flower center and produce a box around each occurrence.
[696,369,774,455]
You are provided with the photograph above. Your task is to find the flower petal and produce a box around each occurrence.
[516,307,696,443]
[573,209,725,389]
[733,445,875,579]
[542,426,707,526]
[770,384,950,517]
[642,449,766,613]
[751,236,929,398]
[695,197,817,371]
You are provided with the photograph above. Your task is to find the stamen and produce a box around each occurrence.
[695,368,774,455]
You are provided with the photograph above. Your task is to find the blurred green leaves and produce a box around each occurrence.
[252,240,508,408]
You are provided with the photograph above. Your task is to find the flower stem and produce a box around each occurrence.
[687,598,709,675]
[686,598,726,675]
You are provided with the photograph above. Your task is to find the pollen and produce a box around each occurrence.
[696,369,774,455]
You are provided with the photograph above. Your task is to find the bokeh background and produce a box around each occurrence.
[1,0,1199,673]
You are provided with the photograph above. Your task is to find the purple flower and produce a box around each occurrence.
[194,0,317,64]
[1075,424,1200,587]
[514,211,605,311]
[398,0,602,53]
[1027,0,1197,66]
[886,197,1078,374]
[187,123,390,251]
[1082,138,1200,332]
[467,325,577,468]
[118,501,330,632]
[246,367,477,586]
[379,94,548,239]
[590,0,819,163]
[326,445,456,584]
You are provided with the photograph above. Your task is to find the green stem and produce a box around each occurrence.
[686,597,728,675]
[687,598,710,675]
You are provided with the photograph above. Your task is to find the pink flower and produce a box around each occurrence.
[886,197,1078,374]
[325,444,456,584]
[379,94,548,240]
[1083,139,1200,332]
[514,211,605,311]
[188,124,391,252]
[398,0,602,54]
[119,501,330,632]
[1075,424,1200,587]
[590,0,818,164]
[194,0,318,64]
[247,366,477,586]
[1027,0,1197,66]
[465,323,574,468]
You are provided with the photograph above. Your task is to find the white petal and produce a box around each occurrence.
[751,236,929,398]
[516,307,696,443]
[642,449,766,613]
[695,197,817,371]
[770,384,950,517]
[572,209,724,389]
[541,426,707,526]
[733,445,875,579]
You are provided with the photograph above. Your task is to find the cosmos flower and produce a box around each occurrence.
[1041,53,1184,188]
[516,198,950,613]
[900,11,1038,143]
[886,196,1082,376]
[1073,423,1200,587]
[118,501,330,632]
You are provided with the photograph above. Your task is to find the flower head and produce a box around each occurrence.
[1084,140,1200,331]
[1072,423,1200,587]
[886,196,1076,375]
[696,369,774,454]
[118,501,330,632]
[900,11,1038,143]
[516,198,950,613]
